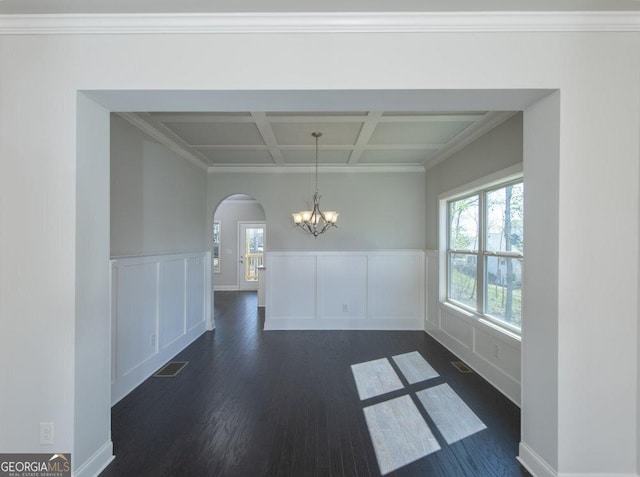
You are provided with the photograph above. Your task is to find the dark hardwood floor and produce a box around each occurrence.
[101,291,529,477]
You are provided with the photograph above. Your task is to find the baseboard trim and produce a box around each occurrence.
[558,472,639,477]
[214,285,239,291]
[265,317,423,331]
[558,474,639,477]
[111,325,206,405]
[74,440,114,477]
[518,442,557,477]
[518,439,640,477]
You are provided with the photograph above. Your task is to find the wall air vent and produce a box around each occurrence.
[154,361,188,377]
[451,361,473,373]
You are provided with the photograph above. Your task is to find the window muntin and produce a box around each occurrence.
[446,179,523,332]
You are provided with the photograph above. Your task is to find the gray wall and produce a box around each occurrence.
[110,115,208,257]
[425,113,523,249]
[208,171,426,251]
[214,199,265,287]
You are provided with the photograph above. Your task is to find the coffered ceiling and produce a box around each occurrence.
[120,110,515,171]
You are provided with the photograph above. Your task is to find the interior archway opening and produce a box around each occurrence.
[211,194,266,328]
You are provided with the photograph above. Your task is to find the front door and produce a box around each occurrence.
[239,223,265,290]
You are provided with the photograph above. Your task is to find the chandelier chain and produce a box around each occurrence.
[313,132,320,194]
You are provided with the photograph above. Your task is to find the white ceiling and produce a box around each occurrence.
[121,110,515,170]
[1,0,639,14]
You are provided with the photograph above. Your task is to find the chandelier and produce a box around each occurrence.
[292,132,339,237]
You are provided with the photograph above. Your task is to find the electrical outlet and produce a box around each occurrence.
[493,344,500,359]
[151,334,156,347]
[40,422,54,445]
[342,304,348,312]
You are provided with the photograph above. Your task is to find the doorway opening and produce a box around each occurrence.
[75,88,559,475]
[238,222,266,291]
[212,194,266,292]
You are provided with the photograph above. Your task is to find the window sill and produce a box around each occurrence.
[440,301,521,345]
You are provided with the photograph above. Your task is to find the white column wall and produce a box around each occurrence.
[74,94,114,474]
[0,30,638,476]
[519,92,561,475]
[556,39,639,473]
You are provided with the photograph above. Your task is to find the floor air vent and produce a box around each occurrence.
[154,361,188,377]
[451,361,473,373]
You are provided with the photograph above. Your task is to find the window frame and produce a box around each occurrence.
[439,165,523,336]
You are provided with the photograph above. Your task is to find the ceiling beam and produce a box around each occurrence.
[149,113,485,123]
[251,111,284,165]
[347,111,383,165]
[377,114,484,122]
[148,113,255,123]
[207,165,425,174]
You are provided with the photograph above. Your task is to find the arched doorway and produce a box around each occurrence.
[211,194,266,323]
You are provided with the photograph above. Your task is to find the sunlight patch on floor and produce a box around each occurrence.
[353,352,487,475]
[392,351,439,384]
[363,395,440,475]
[351,358,404,400]
[417,383,487,445]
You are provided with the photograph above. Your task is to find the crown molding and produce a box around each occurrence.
[424,111,518,170]
[1,11,639,35]
[117,112,209,171]
[207,165,425,174]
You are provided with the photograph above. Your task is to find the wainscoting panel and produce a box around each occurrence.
[186,255,206,331]
[424,250,521,405]
[268,254,317,320]
[474,327,521,382]
[368,253,423,321]
[111,251,210,405]
[160,259,186,348]
[265,251,425,330]
[440,308,472,349]
[425,251,440,328]
[318,255,367,320]
[115,261,158,378]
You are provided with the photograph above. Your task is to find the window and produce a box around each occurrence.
[213,221,221,273]
[445,179,523,332]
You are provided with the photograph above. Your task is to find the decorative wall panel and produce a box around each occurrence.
[111,252,210,404]
[265,251,424,330]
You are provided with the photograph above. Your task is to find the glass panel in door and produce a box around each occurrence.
[239,223,265,290]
